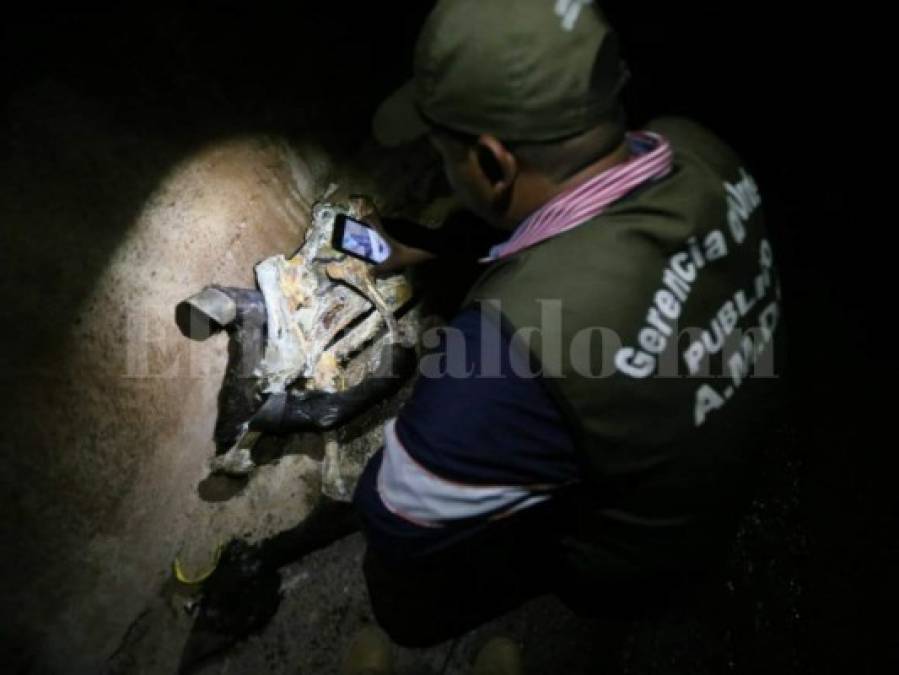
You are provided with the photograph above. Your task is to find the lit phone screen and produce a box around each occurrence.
[342,218,391,263]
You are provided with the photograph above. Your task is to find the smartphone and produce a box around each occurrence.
[331,213,392,264]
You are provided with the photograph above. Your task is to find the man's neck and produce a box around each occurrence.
[501,138,631,230]
[557,138,632,194]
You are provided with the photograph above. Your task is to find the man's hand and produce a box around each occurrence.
[372,230,435,279]
[348,194,435,278]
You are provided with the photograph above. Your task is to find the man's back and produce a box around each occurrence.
[467,117,783,574]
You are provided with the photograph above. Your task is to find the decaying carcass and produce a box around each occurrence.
[172,194,425,671]
[176,194,421,500]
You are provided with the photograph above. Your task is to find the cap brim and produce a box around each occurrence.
[372,80,430,147]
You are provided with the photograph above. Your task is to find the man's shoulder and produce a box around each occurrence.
[648,116,745,176]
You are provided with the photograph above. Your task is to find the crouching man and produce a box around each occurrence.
[347,0,784,655]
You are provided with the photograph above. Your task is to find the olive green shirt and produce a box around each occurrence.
[467,117,783,574]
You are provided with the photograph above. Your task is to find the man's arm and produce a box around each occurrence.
[372,210,509,277]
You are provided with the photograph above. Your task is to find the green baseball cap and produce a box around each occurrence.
[373,0,629,147]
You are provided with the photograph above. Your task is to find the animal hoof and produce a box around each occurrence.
[175,287,238,340]
[210,448,256,476]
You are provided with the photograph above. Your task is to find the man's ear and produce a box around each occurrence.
[473,134,517,193]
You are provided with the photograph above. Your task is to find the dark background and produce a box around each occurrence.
[1,2,887,672]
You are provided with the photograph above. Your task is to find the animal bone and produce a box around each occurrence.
[254,200,410,396]
[190,195,418,484]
